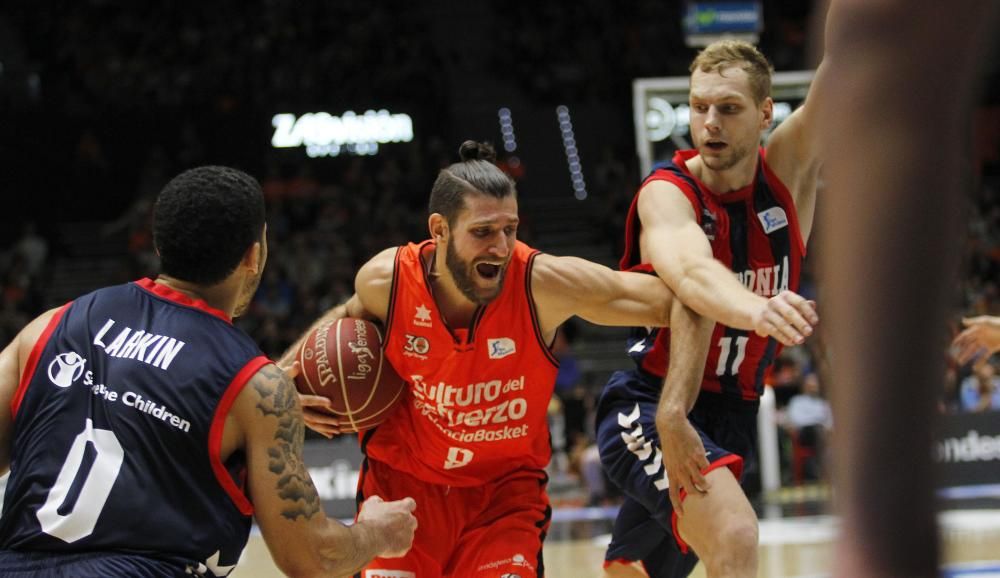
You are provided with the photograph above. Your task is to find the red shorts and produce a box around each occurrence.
[358,457,551,578]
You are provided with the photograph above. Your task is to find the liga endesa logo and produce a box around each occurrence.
[937,430,1000,463]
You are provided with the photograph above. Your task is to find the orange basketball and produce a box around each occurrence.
[294,317,405,433]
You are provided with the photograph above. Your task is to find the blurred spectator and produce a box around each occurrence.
[10,223,48,278]
[568,433,609,507]
[770,352,804,406]
[959,362,1000,412]
[552,321,594,461]
[782,373,832,482]
[553,322,582,397]
[786,373,833,433]
[940,365,962,414]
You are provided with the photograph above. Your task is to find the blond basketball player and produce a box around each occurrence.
[595,38,824,578]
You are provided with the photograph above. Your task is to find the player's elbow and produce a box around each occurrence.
[672,266,710,311]
[266,539,342,578]
[271,556,327,578]
[273,552,355,578]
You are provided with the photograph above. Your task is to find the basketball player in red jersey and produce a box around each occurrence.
[280,140,815,577]
[596,39,823,578]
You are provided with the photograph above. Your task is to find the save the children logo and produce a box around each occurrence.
[48,352,86,388]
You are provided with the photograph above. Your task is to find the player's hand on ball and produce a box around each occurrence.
[752,290,817,346]
[276,358,301,380]
[298,394,344,438]
[357,495,418,558]
[294,318,405,433]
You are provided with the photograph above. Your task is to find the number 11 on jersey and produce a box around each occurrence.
[715,336,749,376]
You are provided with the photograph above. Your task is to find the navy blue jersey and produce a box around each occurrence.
[618,148,805,401]
[0,279,269,577]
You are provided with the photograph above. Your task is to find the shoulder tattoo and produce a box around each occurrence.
[252,364,322,521]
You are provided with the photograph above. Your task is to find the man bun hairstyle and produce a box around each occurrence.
[429,140,515,224]
[153,165,265,286]
[458,140,497,163]
[690,39,774,105]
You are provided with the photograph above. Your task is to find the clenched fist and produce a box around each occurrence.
[357,495,418,558]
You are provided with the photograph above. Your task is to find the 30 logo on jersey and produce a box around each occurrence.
[47,352,87,388]
[403,334,430,360]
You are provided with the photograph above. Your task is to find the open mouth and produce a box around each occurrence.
[475,262,502,279]
[705,141,727,151]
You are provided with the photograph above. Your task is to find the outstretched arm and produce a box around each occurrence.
[529,253,674,341]
[763,31,829,242]
[638,181,817,345]
[229,364,416,576]
[528,246,719,510]
[654,297,716,514]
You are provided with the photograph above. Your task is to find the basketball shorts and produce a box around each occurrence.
[0,550,191,577]
[595,370,758,578]
[356,456,551,578]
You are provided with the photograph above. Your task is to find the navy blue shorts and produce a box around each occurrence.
[595,370,758,578]
[0,550,194,577]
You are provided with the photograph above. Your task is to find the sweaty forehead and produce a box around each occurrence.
[458,193,519,225]
[690,68,753,101]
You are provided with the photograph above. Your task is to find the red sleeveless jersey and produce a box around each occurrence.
[365,240,560,486]
[620,149,805,401]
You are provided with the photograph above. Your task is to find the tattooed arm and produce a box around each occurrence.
[225,363,417,576]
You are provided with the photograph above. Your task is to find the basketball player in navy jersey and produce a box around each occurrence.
[596,40,823,578]
[0,166,416,576]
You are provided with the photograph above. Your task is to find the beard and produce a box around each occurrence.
[445,241,506,305]
[699,139,754,172]
[233,268,264,318]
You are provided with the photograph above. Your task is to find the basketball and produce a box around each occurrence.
[294,317,405,433]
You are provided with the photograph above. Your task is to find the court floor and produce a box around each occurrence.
[231,506,1000,577]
